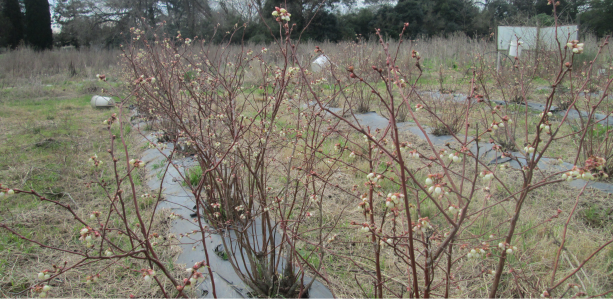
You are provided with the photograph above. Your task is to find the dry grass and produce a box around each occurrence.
[0,48,121,87]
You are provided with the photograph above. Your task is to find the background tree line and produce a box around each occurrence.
[1,0,613,50]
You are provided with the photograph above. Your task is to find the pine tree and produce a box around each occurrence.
[24,0,53,50]
[2,0,25,49]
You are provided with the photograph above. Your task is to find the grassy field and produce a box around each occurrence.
[0,54,181,297]
[1,38,613,298]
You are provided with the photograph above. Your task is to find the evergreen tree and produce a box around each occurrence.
[580,0,613,37]
[2,0,25,49]
[24,0,53,50]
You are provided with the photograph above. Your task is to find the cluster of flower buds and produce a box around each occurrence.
[428,184,446,195]
[235,205,244,212]
[357,200,370,213]
[491,121,504,131]
[129,158,146,168]
[524,145,535,154]
[169,212,180,220]
[272,7,291,22]
[448,205,461,215]
[0,185,15,197]
[349,151,356,159]
[185,262,207,286]
[327,234,338,243]
[566,40,584,54]
[539,123,551,133]
[79,226,99,248]
[37,269,52,280]
[498,242,518,254]
[87,154,103,168]
[142,269,156,282]
[310,194,320,203]
[539,111,553,118]
[415,103,423,112]
[411,49,420,59]
[425,174,449,196]
[85,274,100,284]
[366,173,382,183]
[334,143,341,151]
[89,211,101,220]
[359,222,371,233]
[584,156,608,178]
[105,248,113,257]
[102,113,118,126]
[439,149,449,159]
[398,142,409,153]
[96,74,106,81]
[408,150,420,159]
[448,152,462,163]
[466,247,486,259]
[32,284,52,298]
[413,217,432,233]
[385,193,404,208]
[480,171,495,182]
[562,166,594,182]
[211,202,221,209]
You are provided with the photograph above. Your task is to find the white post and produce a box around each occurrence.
[496,51,501,74]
